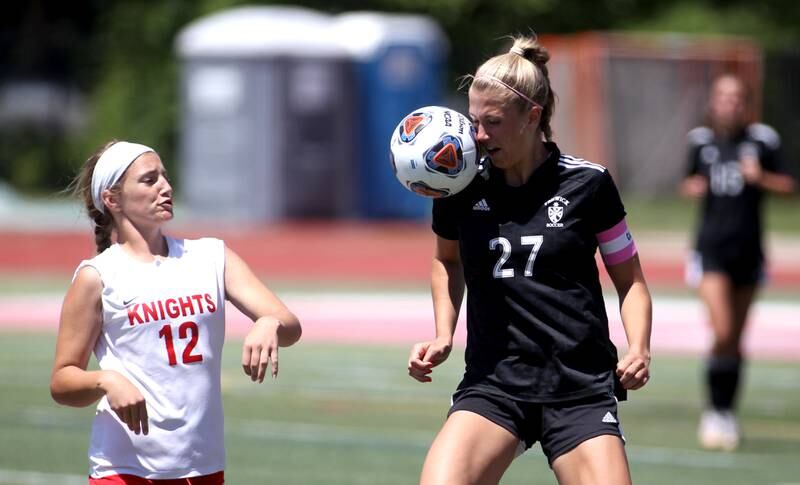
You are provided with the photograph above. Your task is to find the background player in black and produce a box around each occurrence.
[681,74,796,451]
[407,35,653,485]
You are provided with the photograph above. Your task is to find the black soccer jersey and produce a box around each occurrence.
[432,142,628,403]
[686,123,786,261]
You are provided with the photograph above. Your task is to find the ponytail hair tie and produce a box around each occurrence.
[510,46,526,57]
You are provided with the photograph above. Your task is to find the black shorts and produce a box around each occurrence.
[686,250,764,287]
[449,389,624,466]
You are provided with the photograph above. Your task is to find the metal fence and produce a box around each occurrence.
[764,47,800,181]
[543,32,763,196]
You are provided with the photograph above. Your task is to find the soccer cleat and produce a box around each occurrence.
[698,409,740,451]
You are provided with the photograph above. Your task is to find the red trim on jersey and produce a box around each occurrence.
[89,471,224,485]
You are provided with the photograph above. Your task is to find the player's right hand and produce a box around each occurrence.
[100,370,149,435]
[407,337,452,383]
[740,156,763,184]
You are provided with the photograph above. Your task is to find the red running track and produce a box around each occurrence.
[1,224,797,359]
[2,223,800,287]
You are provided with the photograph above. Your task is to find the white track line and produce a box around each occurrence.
[1,293,798,359]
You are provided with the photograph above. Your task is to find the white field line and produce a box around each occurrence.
[228,418,776,471]
[0,469,85,485]
[6,411,794,480]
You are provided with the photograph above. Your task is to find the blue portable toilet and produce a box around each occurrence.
[333,13,449,219]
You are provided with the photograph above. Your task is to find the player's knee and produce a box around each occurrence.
[711,335,740,356]
[419,463,467,485]
[420,447,505,485]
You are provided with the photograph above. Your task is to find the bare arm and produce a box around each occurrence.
[741,160,796,195]
[50,267,106,406]
[605,254,653,390]
[757,171,796,194]
[680,174,708,199]
[50,267,149,434]
[408,236,464,382]
[225,246,301,382]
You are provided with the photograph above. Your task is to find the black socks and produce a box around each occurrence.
[706,356,743,410]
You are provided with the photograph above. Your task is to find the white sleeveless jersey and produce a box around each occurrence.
[76,237,226,479]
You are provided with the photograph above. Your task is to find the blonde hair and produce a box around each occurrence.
[469,34,556,141]
[70,140,120,253]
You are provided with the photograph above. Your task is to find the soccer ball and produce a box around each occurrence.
[389,106,479,198]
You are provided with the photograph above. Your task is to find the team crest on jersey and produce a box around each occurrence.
[544,196,570,228]
[700,145,720,165]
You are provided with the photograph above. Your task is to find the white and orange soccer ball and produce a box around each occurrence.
[389,106,479,198]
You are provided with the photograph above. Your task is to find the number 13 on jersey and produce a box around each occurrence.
[490,235,544,278]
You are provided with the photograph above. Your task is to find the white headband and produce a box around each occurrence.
[474,76,541,109]
[91,141,154,213]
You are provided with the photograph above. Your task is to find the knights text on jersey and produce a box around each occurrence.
[75,237,227,479]
[686,123,786,258]
[432,143,627,402]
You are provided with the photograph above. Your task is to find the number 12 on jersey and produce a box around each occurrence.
[159,322,204,366]
[490,235,544,278]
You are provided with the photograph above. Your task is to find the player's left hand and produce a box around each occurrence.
[242,317,282,382]
[616,349,651,390]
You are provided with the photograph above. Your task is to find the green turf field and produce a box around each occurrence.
[1,333,798,485]
[623,195,800,235]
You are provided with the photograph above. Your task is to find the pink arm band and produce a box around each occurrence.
[596,219,637,265]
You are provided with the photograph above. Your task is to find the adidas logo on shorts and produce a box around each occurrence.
[602,411,618,424]
[472,198,491,211]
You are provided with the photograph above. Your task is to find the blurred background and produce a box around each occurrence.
[2,0,800,221]
[1,1,798,484]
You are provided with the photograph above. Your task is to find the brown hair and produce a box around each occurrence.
[70,140,120,253]
[469,34,556,141]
